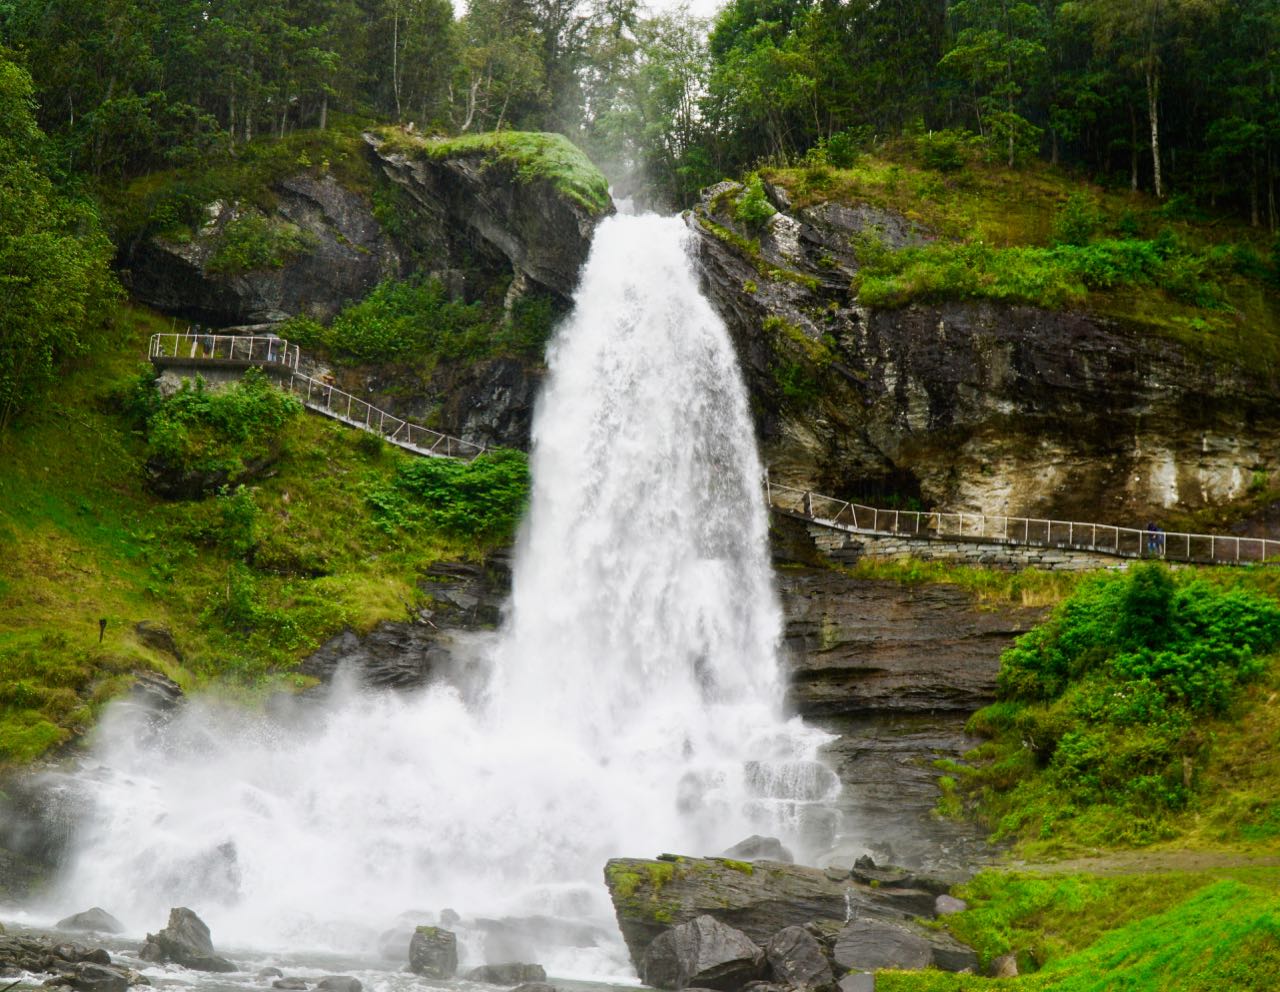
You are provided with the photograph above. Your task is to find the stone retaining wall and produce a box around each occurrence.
[804,522,1125,571]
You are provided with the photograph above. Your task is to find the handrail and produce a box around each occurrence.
[147,331,485,461]
[768,481,1280,567]
[149,332,301,370]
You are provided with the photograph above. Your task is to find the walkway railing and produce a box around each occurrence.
[149,332,301,370]
[768,482,1280,567]
[148,331,485,461]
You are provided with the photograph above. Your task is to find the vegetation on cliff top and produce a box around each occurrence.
[944,563,1280,855]
[0,306,526,766]
[373,128,612,216]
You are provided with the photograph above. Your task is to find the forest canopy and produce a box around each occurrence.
[0,0,1276,217]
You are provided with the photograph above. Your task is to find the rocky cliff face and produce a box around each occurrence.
[688,184,1280,523]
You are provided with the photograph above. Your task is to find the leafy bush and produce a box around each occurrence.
[963,565,1280,843]
[366,448,529,541]
[734,173,777,228]
[915,129,972,172]
[1051,193,1103,246]
[283,276,556,365]
[206,211,316,274]
[142,367,302,497]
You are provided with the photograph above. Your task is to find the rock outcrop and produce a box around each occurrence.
[606,856,977,985]
[55,909,125,935]
[123,174,400,326]
[688,183,1280,523]
[0,931,140,990]
[139,907,236,972]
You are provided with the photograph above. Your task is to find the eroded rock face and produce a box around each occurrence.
[366,134,610,303]
[123,174,400,326]
[688,186,1280,523]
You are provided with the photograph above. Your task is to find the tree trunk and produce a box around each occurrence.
[1252,152,1261,228]
[1130,105,1139,193]
[392,9,402,121]
[320,93,328,131]
[1146,62,1162,198]
[1050,128,1059,167]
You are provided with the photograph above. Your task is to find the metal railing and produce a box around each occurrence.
[280,370,485,460]
[149,332,301,370]
[768,481,1280,567]
[148,331,485,461]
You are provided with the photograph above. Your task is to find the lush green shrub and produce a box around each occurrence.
[283,276,556,365]
[206,211,316,274]
[965,565,1280,842]
[142,367,303,497]
[366,447,529,541]
[734,173,777,228]
[1051,193,1104,246]
[916,129,972,172]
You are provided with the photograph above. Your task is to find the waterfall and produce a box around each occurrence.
[44,214,838,977]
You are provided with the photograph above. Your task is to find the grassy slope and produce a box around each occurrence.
[765,145,1280,369]
[0,304,492,765]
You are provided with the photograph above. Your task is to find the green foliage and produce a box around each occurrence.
[734,173,777,228]
[962,565,1280,845]
[141,367,303,496]
[0,55,119,430]
[284,276,556,366]
[380,129,612,215]
[916,130,973,173]
[206,211,316,275]
[853,235,1232,312]
[367,448,529,541]
[1052,194,1104,247]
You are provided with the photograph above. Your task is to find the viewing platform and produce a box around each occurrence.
[148,332,486,461]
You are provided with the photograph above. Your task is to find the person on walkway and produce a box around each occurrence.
[802,491,813,517]
[1146,521,1159,555]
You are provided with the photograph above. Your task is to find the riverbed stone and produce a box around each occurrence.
[641,915,765,991]
[409,926,457,979]
[836,975,874,992]
[465,963,547,985]
[138,907,235,972]
[272,980,307,990]
[257,968,284,980]
[509,983,558,992]
[55,910,125,935]
[764,926,833,989]
[67,963,131,992]
[315,976,361,992]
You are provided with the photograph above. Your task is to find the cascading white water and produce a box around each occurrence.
[44,214,838,976]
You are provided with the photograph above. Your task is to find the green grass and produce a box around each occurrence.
[374,127,612,216]
[878,874,1280,991]
[0,304,512,766]
[765,144,1280,369]
[840,556,1084,609]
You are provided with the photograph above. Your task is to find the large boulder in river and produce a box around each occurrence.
[833,918,977,974]
[56,908,125,935]
[139,907,235,972]
[641,915,765,991]
[604,856,943,970]
[408,926,457,979]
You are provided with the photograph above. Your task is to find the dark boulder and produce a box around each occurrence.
[510,984,558,992]
[55,909,125,935]
[721,836,794,864]
[464,964,547,985]
[408,926,457,979]
[256,968,284,980]
[133,622,183,662]
[272,980,307,990]
[68,963,131,992]
[139,908,235,972]
[315,976,361,992]
[641,916,765,991]
[763,926,833,990]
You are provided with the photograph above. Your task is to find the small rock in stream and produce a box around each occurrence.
[464,963,547,985]
[138,907,236,973]
[257,968,284,981]
[271,979,307,990]
[315,977,361,992]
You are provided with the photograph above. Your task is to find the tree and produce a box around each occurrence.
[0,56,118,430]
